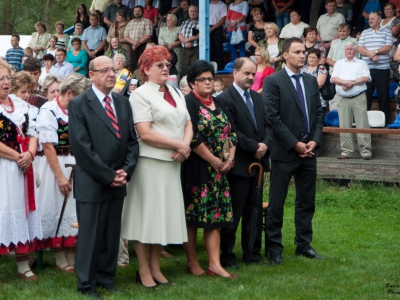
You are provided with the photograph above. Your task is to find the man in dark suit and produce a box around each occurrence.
[218,57,270,268]
[263,37,324,265]
[68,56,139,298]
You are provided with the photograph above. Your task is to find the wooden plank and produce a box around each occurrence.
[323,127,400,134]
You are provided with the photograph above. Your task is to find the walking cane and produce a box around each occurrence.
[55,164,75,237]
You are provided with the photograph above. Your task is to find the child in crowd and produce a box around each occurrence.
[212,77,224,97]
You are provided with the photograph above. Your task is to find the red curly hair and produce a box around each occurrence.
[138,45,172,82]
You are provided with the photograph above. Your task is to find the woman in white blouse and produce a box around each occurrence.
[121,46,192,288]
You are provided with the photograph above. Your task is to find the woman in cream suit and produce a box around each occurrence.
[121,46,193,287]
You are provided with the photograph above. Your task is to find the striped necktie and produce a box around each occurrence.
[104,96,121,139]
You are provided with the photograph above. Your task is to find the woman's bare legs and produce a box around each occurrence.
[204,228,231,277]
[182,226,205,275]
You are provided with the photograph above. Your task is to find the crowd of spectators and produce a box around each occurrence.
[3,0,400,127]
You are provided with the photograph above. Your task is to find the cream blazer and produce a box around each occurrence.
[130,81,190,161]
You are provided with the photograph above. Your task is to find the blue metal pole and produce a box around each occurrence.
[199,1,210,61]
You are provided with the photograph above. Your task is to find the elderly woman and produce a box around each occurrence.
[113,54,131,93]
[303,27,326,65]
[279,9,309,39]
[226,0,249,62]
[248,8,266,56]
[0,60,42,281]
[258,22,285,71]
[54,21,70,49]
[41,75,61,101]
[27,22,52,60]
[44,35,58,57]
[107,10,131,56]
[159,14,181,74]
[301,48,328,108]
[66,38,88,76]
[251,46,274,93]
[121,45,192,287]
[105,37,130,67]
[181,60,237,279]
[38,54,55,86]
[36,73,91,273]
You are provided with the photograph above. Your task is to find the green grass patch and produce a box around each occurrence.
[1,180,399,299]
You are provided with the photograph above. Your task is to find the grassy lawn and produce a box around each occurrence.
[1,180,399,300]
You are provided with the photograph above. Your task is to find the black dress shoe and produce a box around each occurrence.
[79,290,103,299]
[153,277,174,286]
[296,249,324,259]
[247,260,269,266]
[222,264,240,270]
[136,271,158,289]
[269,254,283,265]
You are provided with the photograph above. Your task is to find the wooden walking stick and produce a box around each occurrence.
[55,164,75,237]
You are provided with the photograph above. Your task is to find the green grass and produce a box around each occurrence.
[1,180,400,300]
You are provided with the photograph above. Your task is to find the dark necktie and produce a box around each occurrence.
[292,75,309,135]
[104,96,121,139]
[244,90,257,129]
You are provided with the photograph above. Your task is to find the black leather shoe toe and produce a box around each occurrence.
[269,254,283,265]
[296,249,324,259]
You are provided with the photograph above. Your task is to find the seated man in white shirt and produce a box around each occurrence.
[331,43,372,160]
[279,9,309,39]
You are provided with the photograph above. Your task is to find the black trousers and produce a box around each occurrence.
[220,173,264,266]
[265,157,316,255]
[365,68,390,123]
[210,26,225,71]
[130,43,146,71]
[75,197,124,293]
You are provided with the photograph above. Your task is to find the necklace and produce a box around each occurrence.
[55,95,68,116]
[1,97,15,113]
[192,91,213,106]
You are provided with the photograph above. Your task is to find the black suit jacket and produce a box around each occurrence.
[68,87,139,203]
[263,69,323,162]
[218,85,270,177]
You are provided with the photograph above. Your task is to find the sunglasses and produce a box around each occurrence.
[153,63,172,69]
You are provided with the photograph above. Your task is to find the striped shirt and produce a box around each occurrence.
[178,19,199,47]
[5,47,24,70]
[358,27,393,69]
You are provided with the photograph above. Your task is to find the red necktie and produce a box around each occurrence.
[104,96,121,139]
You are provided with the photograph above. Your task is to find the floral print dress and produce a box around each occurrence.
[183,94,237,229]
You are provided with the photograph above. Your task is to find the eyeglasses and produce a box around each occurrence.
[0,76,11,82]
[91,68,117,74]
[195,77,214,83]
[153,63,172,69]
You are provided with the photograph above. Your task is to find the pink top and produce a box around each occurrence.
[251,71,263,91]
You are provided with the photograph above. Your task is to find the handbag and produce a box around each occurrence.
[222,138,233,160]
[318,64,336,101]
[231,27,245,45]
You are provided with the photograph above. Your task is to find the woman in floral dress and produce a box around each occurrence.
[181,60,238,278]
[36,73,91,273]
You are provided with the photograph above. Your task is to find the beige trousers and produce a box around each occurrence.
[337,93,372,157]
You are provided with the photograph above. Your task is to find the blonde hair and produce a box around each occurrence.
[0,60,11,75]
[264,22,280,37]
[59,73,91,96]
[255,46,271,67]
[41,75,61,97]
[11,71,35,94]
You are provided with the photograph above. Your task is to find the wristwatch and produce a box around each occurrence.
[375,50,378,55]
[94,49,97,53]
[352,81,355,86]
[228,158,235,168]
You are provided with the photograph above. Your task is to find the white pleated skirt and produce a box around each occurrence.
[121,157,187,245]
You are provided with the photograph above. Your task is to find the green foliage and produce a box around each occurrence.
[0,0,92,35]
[1,181,399,299]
